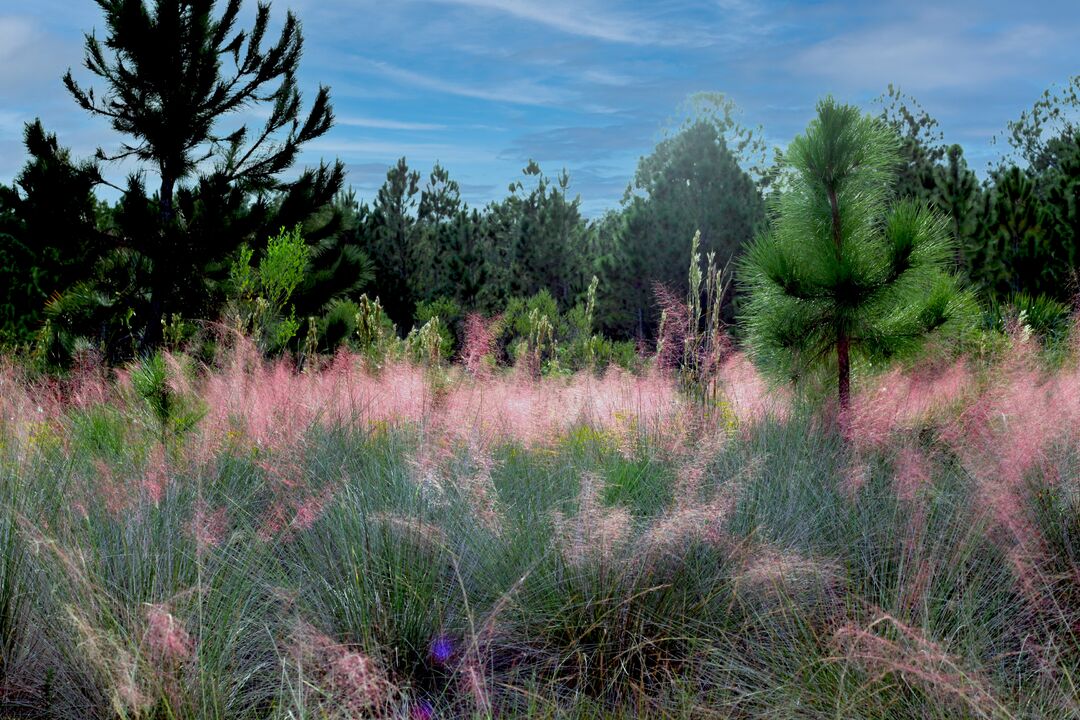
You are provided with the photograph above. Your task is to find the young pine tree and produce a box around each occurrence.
[740,98,974,411]
[63,0,342,350]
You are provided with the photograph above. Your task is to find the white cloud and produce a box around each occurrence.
[336,115,447,131]
[0,16,37,62]
[417,0,671,45]
[580,69,635,87]
[794,18,1067,92]
[357,59,573,106]
[303,138,496,163]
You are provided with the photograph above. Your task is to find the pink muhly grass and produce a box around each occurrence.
[459,661,492,716]
[734,546,839,609]
[898,557,936,616]
[291,620,391,714]
[64,349,112,409]
[431,365,685,450]
[142,604,194,665]
[840,459,871,497]
[637,494,735,563]
[141,445,169,506]
[846,360,974,450]
[191,501,228,553]
[165,331,786,457]
[553,472,632,567]
[893,445,932,506]
[832,612,1005,716]
[256,502,291,543]
[292,485,336,531]
[653,283,689,372]
[935,342,1080,608]
[90,459,130,517]
[714,353,790,427]
[407,440,503,533]
[371,512,448,549]
[458,439,503,535]
[460,313,499,378]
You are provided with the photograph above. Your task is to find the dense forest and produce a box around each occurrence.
[1,1,1077,371]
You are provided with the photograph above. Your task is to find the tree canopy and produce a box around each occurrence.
[740,98,975,409]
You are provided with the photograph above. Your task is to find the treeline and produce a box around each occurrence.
[879,85,1080,316]
[0,1,1077,369]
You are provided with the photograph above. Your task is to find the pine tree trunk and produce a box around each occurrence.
[837,333,851,413]
[827,185,850,413]
[141,172,175,354]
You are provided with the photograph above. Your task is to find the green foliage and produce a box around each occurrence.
[480,162,592,315]
[609,97,766,337]
[930,144,983,270]
[404,315,447,367]
[667,232,732,407]
[352,294,399,363]
[414,296,462,359]
[0,122,106,349]
[876,84,945,204]
[228,225,310,352]
[740,98,975,408]
[60,0,343,351]
[317,298,361,352]
[130,352,206,450]
[985,291,1073,345]
[1001,74,1079,172]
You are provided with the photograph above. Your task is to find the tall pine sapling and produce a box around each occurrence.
[63,0,341,349]
[740,98,974,412]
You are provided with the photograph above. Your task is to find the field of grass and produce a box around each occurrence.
[1,332,1079,719]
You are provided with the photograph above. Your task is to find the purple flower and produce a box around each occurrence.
[411,700,435,720]
[429,635,454,665]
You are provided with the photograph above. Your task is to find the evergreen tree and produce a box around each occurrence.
[414,162,464,302]
[614,119,764,338]
[740,98,973,411]
[1039,134,1080,290]
[480,161,589,311]
[0,122,106,346]
[63,0,343,349]
[931,144,983,270]
[876,85,944,204]
[368,157,421,327]
[974,167,1050,300]
[1003,75,1079,173]
[292,190,375,319]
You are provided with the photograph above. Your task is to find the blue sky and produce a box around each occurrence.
[1,0,1078,216]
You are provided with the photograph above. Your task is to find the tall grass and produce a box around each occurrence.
[0,327,1078,718]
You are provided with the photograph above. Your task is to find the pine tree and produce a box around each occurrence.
[1037,134,1080,297]
[974,167,1049,300]
[0,122,106,346]
[369,158,421,327]
[63,0,342,349]
[740,98,974,411]
[931,144,982,271]
[617,112,765,337]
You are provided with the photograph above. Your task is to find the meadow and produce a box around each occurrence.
[1,324,1078,720]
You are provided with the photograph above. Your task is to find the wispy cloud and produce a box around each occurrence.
[0,16,37,61]
[0,16,72,95]
[5,0,1080,215]
[304,137,496,164]
[0,110,26,139]
[336,115,447,131]
[356,58,572,106]
[501,122,656,162]
[417,0,679,45]
[793,17,1068,92]
[580,69,636,87]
